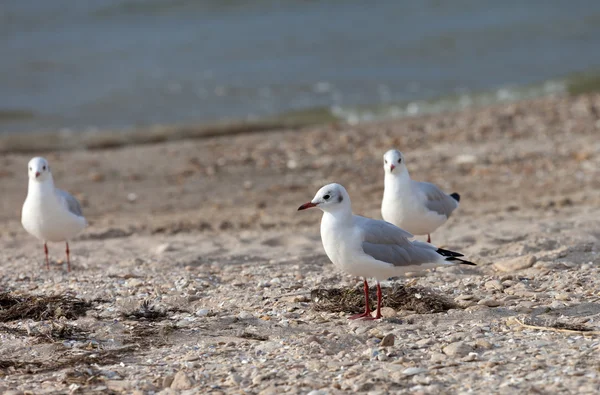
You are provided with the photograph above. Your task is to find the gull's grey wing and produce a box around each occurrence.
[416,181,459,218]
[362,240,441,267]
[354,215,413,245]
[56,189,84,217]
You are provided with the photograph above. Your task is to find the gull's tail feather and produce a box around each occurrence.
[450,193,460,202]
[436,247,476,266]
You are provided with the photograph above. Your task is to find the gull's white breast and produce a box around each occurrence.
[22,187,86,242]
[382,180,447,235]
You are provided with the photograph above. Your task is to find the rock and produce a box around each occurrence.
[155,243,176,254]
[475,339,493,350]
[430,352,446,363]
[380,306,397,317]
[494,255,537,272]
[484,280,504,291]
[456,294,475,300]
[170,371,194,390]
[380,333,396,347]
[195,308,210,316]
[477,298,504,307]
[554,293,570,301]
[227,373,243,386]
[403,367,427,376]
[106,381,134,391]
[416,338,432,347]
[162,375,174,388]
[442,342,473,357]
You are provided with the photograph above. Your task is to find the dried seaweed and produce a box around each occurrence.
[515,317,600,334]
[239,332,269,341]
[0,322,88,342]
[0,292,92,322]
[311,284,457,314]
[120,300,168,321]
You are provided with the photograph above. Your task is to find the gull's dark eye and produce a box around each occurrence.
[397,158,402,163]
[384,159,388,164]
[42,165,46,170]
[29,167,32,171]
[323,194,330,200]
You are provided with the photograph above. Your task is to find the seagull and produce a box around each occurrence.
[298,183,474,320]
[21,157,87,272]
[381,149,460,243]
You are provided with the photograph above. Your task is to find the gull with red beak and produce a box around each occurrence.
[382,149,460,243]
[21,157,87,272]
[298,183,474,320]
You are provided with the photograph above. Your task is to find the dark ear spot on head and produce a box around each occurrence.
[338,195,343,203]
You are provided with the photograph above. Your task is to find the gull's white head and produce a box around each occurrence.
[297,183,351,213]
[27,157,52,182]
[383,149,406,175]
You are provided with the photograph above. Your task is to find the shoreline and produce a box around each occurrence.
[0,92,599,393]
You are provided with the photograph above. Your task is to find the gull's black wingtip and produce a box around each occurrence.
[437,247,475,266]
[450,192,460,202]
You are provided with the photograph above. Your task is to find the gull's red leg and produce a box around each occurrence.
[65,242,71,272]
[349,279,372,320]
[427,234,431,243]
[374,282,382,319]
[44,242,49,270]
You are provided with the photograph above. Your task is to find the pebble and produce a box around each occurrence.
[494,255,537,272]
[403,367,428,376]
[170,371,194,390]
[484,280,504,291]
[475,339,493,350]
[195,308,210,316]
[380,334,395,347]
[155,243,176,254]
[430,352,446,363]
[442,342,474,357]
[477,298,504,307]
[554,293,570,301]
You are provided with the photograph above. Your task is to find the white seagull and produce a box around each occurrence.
[298,183,474,320]
[381,149,460,243]
[21,157,87,272]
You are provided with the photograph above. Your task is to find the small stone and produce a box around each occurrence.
[127,192,138,202]
[227,373,243,386]
[162,375,174,388]
[155,243,175,254]
[402,367,427,376]
[416,338,432,347]
[462,352,478,362]
[380,306,396,317]
[125,278,143,287]
[477,298,503,307]
[484,280,504,291]
[442,342,473,357]
[456,294,475,301]
[554,293,570,301]
[430,352,446,363]
[170,371,194,390]
[195,308,210,317]
[494,255,537,272]
[380,334,395,347]
[475,339,493,350]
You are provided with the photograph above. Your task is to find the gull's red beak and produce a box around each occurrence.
[297,202,317,211]
[390,164,395,171]
[35,171,40,178]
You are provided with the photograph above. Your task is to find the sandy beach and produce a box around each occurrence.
[1,93,599,394]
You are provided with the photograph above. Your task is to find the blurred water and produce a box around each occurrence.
[2,0,600,133]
